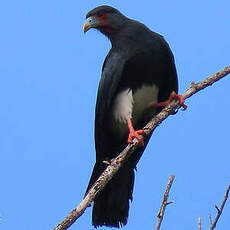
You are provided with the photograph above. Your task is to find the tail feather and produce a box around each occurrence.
[92,164,134,228]
[85,133,153,228]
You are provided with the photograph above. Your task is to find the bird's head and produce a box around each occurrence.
[83,5,127,38]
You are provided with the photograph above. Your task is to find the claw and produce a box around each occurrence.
[127,129,145,146]
[177,95,187,110]
[126,118,145,146]
[150,91,187,110]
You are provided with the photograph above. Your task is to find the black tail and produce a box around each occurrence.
[86,161,135,228]
[85,131,153,228]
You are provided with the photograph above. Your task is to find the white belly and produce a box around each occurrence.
[111,84,159,135]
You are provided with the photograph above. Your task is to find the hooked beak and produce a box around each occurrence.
[83,21,91,33]
[83,16,99,34]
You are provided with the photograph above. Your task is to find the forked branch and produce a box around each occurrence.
[209,184,230,230]
[155,175,175,230]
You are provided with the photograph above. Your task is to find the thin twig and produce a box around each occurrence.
[209,214,213,225]
[198,217,201,230]
[53,66,230,230]
[155,175,175,230]
[209,184,230,230]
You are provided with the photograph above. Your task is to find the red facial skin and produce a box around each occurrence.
[97,14,107,26]
[96,14,118,34]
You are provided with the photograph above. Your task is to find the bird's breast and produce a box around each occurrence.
[110,84,159,137]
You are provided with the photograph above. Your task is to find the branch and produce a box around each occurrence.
[155,175,175,230]
[53,66,230,230]
[209,183,230,230]
[209,214,213,225]
[198,217,201,230]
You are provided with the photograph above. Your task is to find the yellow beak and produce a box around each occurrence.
[83,21,91,34]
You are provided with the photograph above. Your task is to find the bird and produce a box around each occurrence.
[83,5,186,228]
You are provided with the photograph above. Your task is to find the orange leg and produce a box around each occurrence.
[126,118,145,146]
[150,91,187,110]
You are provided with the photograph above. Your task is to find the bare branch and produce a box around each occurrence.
[209,184,230,230]
[198,217,201,230]
[209,214,213,225]
[155,175,175,230]
[53,66,230,230]
[215,205,220,213]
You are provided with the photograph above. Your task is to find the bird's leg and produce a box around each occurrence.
[126,118,145,146]
[150,91,187,110]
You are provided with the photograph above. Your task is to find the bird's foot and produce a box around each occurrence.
[127,129,145,146]
[176,94,187,110]
[126,118,145,146]
[150,91,187,110]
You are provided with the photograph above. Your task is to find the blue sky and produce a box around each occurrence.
[0,1,230,230]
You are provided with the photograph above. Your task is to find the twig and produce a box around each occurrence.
[198,217,201,230]
[209,214,213,225]
[209,184,230,230]
[53,66,230,230]
[155,175,175,230]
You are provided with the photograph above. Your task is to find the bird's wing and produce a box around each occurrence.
[95,47,178,160]
[95,49,127,161]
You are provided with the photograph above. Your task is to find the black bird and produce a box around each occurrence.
[83,5,185,228]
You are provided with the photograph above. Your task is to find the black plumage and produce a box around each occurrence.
[84,5,178,228]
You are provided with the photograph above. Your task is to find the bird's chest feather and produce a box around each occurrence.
[110,84,159,136]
